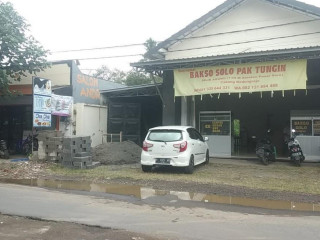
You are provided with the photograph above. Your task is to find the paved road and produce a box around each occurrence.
[0,183,319,240]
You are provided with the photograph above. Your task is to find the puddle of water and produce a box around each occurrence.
[1,178,319,212]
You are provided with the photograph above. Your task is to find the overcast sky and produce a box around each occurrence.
[5,0,320,73]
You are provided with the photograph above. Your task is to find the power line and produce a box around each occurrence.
[51,53,144,61]
[169,19,320,42]
[52,43,145,53]
[165,31,320,53]
[53,31,320,61]
[49,19,320,54]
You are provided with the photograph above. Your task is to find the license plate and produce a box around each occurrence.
[156,158,170,164]
[292,152,301,156]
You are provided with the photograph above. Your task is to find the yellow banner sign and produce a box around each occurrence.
[174,59,307,96]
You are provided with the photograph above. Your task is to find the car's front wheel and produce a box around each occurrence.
[205,150,209,164]
[185,155,194,174]
[141,165,152,172]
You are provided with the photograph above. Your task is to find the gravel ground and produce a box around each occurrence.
[1,141,319,239]
[92,141,141,165]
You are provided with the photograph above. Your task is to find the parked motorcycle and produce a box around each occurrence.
[0,139,9,159]
[255,129,276,165]
[22,133,39,156]
[16,132,39,156]
[287,129,305,167]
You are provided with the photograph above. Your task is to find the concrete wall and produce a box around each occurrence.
[73,103,107,147]
[11,63,71,86]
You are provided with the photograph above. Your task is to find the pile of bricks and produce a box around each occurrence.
[61,136,94,169]
[37,131,95,169]
[37,130,63,162]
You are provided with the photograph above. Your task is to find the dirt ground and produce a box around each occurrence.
[0,141,162,240]
[0,140,319,239]
[1,141,320,203]
[0,141,161,239]
[0,141,319,204]
[0,159,319,204]
[0,214,163,240]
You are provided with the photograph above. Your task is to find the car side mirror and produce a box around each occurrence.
[204,137,209,141]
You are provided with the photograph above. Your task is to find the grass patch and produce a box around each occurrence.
[47,162,320,195]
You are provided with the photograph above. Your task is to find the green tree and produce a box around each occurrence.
[125,70,162,86]
[125,71,151,86]
[93,65,126,84]
[0,2,49,96]
[124,37,162,86]
[94,38,162,86]
[143,37,158,61]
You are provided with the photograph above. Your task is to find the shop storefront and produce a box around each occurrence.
[132,0,320,160]
[174,59,313,158]
[199,111,231,157]
[0,60,122,153]
[290,111,320,160]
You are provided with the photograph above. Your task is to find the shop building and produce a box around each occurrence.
[132,0,320,160]
[100,83,163,145]
[0,60,123,151]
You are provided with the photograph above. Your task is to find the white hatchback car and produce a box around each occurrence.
[141,126,209,174]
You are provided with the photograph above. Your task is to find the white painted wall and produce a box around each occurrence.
[73,103,107,147]
[166,0,320,60]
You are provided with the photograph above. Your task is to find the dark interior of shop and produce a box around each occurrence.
[196,88,320,157]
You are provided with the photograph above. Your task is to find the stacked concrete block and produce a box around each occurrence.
[61,136,93,169]
[37,130,64,161]
[37,139,46,160]
[36,131,96,169]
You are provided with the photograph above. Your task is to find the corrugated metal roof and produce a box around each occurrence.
[98,80,125,91]
[100,83,162,98]
[132,46,320,71]
[100,83,161,93]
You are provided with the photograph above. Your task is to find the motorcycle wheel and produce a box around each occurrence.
[22,143,31,156]
[294,156,301,167]
[3,150,9,159]
[270,153,276,162]
[260,155,269,165]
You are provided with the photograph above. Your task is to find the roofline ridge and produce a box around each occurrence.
[148,0,320,60]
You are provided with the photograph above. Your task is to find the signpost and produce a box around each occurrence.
[32,77,52,127]
[32,77,52,156]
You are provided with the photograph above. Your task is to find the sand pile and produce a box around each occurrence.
[92,141,142,165]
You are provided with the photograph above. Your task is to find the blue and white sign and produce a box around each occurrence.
[33,77,52,127]
[33,95,51,113]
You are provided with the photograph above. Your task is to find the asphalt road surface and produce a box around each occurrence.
[0,183,319,240]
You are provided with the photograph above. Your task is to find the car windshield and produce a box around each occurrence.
[147,129,183,142]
